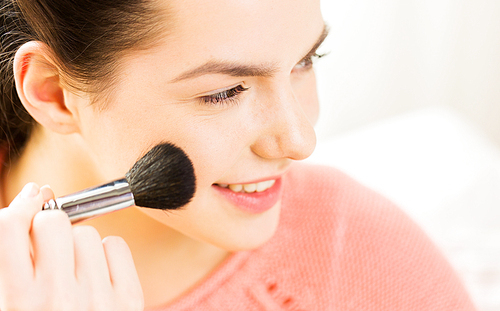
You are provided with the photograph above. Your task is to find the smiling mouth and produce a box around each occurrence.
[214,180,276,193]
[212,178,283,214]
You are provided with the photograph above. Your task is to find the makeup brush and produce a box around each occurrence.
[42,143,196,223]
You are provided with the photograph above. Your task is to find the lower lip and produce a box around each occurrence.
[212,178,283,214]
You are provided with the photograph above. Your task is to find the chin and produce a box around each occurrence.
[213,201,283,252]
[138,198,283,252]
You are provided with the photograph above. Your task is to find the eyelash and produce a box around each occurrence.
[199,85,250,106]
[198,52,327,107]
[295,52,328,71]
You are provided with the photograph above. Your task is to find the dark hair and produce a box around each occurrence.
[0,0,166,160]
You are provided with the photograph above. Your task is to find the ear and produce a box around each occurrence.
[13,41,80,134]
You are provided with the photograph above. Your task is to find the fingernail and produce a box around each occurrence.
[21,183,40,198]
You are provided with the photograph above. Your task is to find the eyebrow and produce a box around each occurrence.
[170,24,330,83]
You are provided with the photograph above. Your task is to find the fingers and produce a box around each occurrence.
[30,184,73,282]
[73,226,112,293]
[0,183,143,310]
[40,184,55,202]
[4,182,43,222]
[103,236,144,308]
[0,183,44,286]
[31,209,75,282]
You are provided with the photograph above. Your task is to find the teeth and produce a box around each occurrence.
[243,183,257,192]
[228,184,243,192]
[257,180,274,192]
[220,180,275,193]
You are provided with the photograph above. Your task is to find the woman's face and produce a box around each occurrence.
[76,0,326,250]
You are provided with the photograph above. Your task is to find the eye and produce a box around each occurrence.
[199,84,249,106]
[293,52,328,72]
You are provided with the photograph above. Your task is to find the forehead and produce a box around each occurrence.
[154,0,323,66]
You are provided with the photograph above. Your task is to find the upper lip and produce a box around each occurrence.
[215,175,282,185]
[214,168,290,185]
[213,161,292,185]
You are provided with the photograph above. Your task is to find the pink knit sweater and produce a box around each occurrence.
[0,158,475,310]
[148,163,476,310]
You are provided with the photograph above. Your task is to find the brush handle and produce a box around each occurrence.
[42,178,135,224]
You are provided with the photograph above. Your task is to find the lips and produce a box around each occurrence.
[217,179,276,193]
[212,177,283,214]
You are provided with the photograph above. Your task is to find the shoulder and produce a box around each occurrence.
[272,162,476,310]
[279,162,403,237]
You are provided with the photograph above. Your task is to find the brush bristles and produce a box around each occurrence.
[125,143,196,210]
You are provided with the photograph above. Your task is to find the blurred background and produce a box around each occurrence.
[309,0,500,310]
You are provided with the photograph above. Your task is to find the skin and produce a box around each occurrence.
[0,0,325,308]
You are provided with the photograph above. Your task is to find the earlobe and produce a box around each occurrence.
[13,41,80,134]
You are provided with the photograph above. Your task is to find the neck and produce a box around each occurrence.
[2,128,230,308]
[3,126,104,203]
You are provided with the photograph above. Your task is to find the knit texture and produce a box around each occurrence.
[147,163,476,310]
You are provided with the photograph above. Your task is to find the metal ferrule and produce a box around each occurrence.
[42,178,135,224]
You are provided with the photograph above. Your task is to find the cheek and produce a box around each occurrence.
[76,106,153,179]
[82,102,240,184]
[79,100,251,191]
[177,114,253,186]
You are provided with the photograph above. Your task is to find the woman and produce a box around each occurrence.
[0,0,476,310]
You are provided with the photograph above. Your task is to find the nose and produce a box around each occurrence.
[250,86,317,161]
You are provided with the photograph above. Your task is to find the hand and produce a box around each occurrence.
[0,183,144,311]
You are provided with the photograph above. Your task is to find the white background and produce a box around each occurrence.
[312,1,500,310]
[315,0,500,144]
